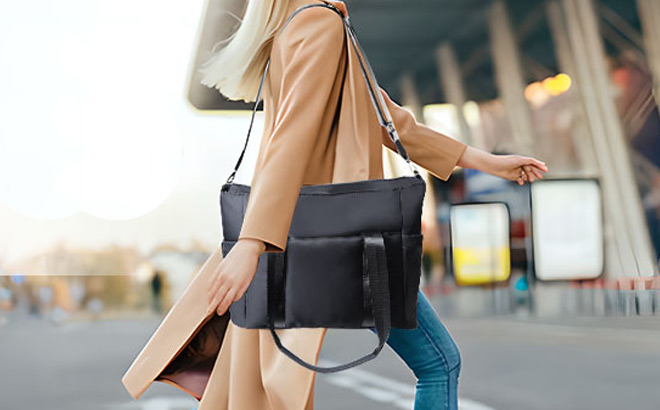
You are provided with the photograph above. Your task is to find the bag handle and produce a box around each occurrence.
[225,2,422,184]
[267,233,392,373]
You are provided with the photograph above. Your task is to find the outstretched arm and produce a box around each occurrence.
[378,87,467,181]
[458,145,548,185]
[379,88,548,185]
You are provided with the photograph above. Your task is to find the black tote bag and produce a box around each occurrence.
[219,2,426,373]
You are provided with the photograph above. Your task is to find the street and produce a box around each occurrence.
[2,299,660,410]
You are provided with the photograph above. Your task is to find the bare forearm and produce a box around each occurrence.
[456,145,548,185]
[456,145,496,173]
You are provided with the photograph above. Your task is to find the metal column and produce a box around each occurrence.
[399,72,425,124]
[436,42,477,147]
[488,0,536,155]
[562,0,658,277]
[637,0,660,109]
[397,73,439,282]
[546,0,599,175]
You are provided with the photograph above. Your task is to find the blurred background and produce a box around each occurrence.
[1,0,660,409]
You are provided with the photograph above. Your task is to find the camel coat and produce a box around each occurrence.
[121,1,467,409]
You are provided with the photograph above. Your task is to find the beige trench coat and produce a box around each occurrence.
[121,0,467,409]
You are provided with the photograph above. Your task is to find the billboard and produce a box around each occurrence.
[450,202,511,286]
[530,178,604,280]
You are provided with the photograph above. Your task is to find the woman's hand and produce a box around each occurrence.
[207,238,266,316]
[488,153,548,185]
[457,146,549,185]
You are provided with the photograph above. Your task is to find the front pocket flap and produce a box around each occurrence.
[284,235,367,328]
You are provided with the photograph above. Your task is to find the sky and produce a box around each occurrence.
[0,0,461,269]
[0,0,267,266]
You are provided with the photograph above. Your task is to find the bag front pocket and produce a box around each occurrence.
[284,234,367,328]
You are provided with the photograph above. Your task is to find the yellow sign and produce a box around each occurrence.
[450,203,511,286]
[452,247,511,286]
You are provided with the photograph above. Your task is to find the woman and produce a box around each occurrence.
[201,0,548,408]
[122,0,547,409]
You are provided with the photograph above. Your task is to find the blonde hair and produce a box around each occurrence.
[198,0,292,103]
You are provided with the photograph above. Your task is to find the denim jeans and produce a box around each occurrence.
[369,289,462,410]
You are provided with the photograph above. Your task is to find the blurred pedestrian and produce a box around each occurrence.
[151,270,163,314]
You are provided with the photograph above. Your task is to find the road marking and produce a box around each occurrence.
[107,396,197,410]
[319,359,498,410]
[109,366,498,410]
[458,399,501,410]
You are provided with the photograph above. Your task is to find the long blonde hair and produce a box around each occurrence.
[198,0,292,102]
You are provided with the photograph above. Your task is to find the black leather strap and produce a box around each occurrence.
[226,2,421,184]
[267,233,391,374]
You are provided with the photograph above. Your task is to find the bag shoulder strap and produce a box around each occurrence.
[225,2,421,184]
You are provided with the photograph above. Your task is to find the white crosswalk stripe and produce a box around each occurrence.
[108,364,497,410]
[319,359,498,410]
[107,396,197,410]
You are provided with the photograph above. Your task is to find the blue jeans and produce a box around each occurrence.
[369,289,462,410]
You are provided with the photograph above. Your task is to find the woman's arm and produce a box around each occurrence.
[459,145,548,185]
[379,87,467,181]
[379,87,548,185]
[208,8,345,315]
[236,9,345,254]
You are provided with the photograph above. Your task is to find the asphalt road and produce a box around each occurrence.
[2,300,660,410]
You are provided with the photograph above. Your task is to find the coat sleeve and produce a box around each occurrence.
[378,87,468,181]
[237,8,345,253]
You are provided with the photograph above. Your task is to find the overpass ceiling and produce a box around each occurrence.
[188,0,642,111]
